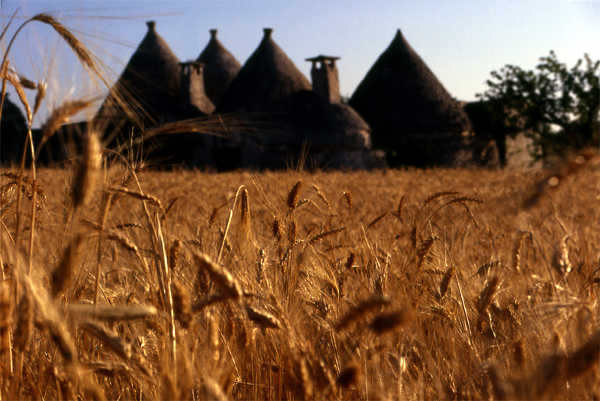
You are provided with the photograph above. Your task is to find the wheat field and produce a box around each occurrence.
[1,11,600,400]
[1,163,600,400]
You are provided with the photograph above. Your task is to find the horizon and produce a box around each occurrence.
[3,0,599,128]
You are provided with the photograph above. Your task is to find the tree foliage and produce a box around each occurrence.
[479,51,600,159]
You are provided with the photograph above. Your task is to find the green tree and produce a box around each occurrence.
[479,51,600,160]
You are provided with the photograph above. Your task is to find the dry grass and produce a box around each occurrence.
[1,164,600,400]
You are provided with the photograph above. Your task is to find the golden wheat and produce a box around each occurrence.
[245,305,282,329]
[67,304,158,321]
[79,320,132,360]
[336,295,391,330]
[2,159,600,400]
[287,180,303,210]
[194,252,242,300]
[439,266,454,299]
[39,99,96,151]
[50,234,84,297]
[72,131,101,210]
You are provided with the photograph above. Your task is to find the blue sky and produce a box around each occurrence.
[3,0,599,127]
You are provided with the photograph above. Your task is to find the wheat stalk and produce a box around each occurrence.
[245,305,282,329]
[38,99,96,155]
[29,14,108,85]
[172,281,192,328]
[5,66,32,124]
[312,184,330,207]
[422,191,460,207]
[272,216,283,242]
[239,187,253,245]
[439,266,455,299]
[512,231,530,273]
[287,180,303,210]
[368,309,412,334]
[194,252,242,300]
[3,60,39,275]
[473,260,501,278]
[367,211,388,230]
[342,191,352,209]
[0,12,109,168]
[66,304,157,321]
[288,219,297,245]
[107,186,162,209]
[79,321,132,360]
[94,192,114,305]
[168,239,182,272]
[155,213,177,369]
[308,227,345,243]
[72,131,102,210]
[416,237,435,269]
[336,295,391,330]
[217,185,248,263]
[32,80,46,118]
[46,319,76,364]
[476,276,500,316]
[392,195,405,222]
[553,234,572,276]
[50,234,84,298]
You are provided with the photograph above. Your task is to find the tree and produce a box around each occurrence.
[478,51,600,160]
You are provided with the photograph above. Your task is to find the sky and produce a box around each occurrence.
[2,0,599,127]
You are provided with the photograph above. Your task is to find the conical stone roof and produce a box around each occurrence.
[349,30,471,165]
[197,29,241,106]
[218,28,311,113]
[96,21,184,127]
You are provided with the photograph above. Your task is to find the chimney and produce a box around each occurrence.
[263,27,273,39]
[209,29,218,39]
[306,55,341,104]
[180,61,208,109]
[146,21,156,31]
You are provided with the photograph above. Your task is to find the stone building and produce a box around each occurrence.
[215,28,312,169]
[349,30,473,167]
[197,29,241,106]
[215,29,381,170]
[95,21,215,167]
[289,55,383,169]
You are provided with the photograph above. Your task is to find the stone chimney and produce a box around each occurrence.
[146,20,156,31]
[180,61,213,113]
[263,27,273,39]
[209,28,218,39]
[306,55,341,104]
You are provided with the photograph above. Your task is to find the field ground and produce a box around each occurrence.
[1,166,600,400]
